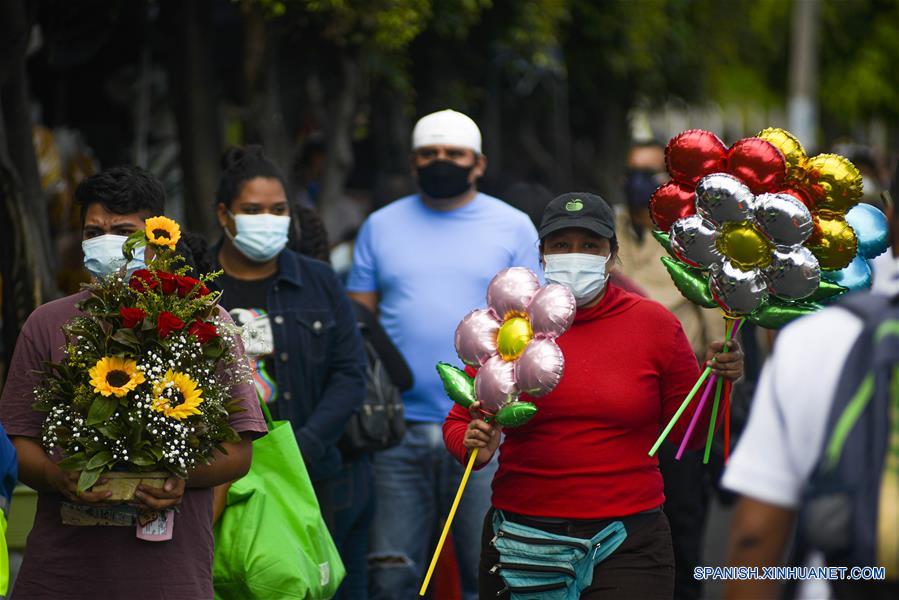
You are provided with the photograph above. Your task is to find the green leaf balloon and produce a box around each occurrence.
[749,301,822,330]
[651,230,675,256]
[660,257,718,309]
[436,362,476,409]
[494,401,538,428]
[805,280,847,303]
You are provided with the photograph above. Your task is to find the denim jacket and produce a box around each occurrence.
[210,245,367,481]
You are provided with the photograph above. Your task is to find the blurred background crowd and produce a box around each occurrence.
[0,1,898,596]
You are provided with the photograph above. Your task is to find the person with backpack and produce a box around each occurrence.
[723,168,899,599]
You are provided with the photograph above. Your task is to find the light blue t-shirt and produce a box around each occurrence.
[348,193,541,422]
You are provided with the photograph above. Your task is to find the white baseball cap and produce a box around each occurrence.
[411,109,482,155]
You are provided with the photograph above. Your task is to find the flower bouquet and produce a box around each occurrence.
[35,216,247,500]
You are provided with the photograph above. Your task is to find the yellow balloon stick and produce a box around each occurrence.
[419,448,480,597]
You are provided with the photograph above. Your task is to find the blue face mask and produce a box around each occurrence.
[82,235,147,279]
[226,212,291,263]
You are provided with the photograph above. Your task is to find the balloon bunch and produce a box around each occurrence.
[437,267,575,427]
[648,127,890,462]
[650,128,889,329]
[421,268,575,597]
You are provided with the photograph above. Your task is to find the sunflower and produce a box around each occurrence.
[144,216,181,249]
[89,356,146,397]
[151,370,203,420]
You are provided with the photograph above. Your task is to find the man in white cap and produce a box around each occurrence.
[348,109,540,599]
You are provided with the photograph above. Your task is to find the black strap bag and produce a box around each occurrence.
[340,323,406,454]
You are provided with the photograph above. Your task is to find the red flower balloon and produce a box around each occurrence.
[187,320,219,344]
[726,138,786,194]
[780,187,816,211]
[665,129,727,185]
[119,307,147,328]
[157,311,186,339]
[650,182,697,231]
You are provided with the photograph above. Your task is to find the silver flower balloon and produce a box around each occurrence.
[695,173,755,225]
[670,214,722,269]
[710,262,770,314]
[668,171,822,315]
[754,193,813,247]
[764,247,820,300]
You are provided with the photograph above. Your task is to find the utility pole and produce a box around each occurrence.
[788,0,820,151]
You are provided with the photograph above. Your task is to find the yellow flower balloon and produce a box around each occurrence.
[89,356,145,397]
[496,317,534,361]
[804,154,863,216]
[807,216,858,270]
[145,216,181,249]
[757,127,807,183]
[716,221,774,271]
[152,370,204,420]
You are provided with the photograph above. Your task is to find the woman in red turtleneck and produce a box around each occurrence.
[442,192,743,599]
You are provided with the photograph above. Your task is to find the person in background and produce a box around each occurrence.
[347,109,541,600]
[207,146,369,600]
[0,165,265,599]
[723,163,899,600]
[613,141,726,600]
[445,192,744,599]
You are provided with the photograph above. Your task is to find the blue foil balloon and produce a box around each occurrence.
[822,255,872,293]
[846,203,889,259]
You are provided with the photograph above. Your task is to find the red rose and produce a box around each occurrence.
[187,320,219,344]
[129,269,157,292]
[119,306,147,328]
[176,276,210,298]
[157,311,186,339]
[156,271,178,295]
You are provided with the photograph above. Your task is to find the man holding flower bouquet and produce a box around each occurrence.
[0,166,267,599]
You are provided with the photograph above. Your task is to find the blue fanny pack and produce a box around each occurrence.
[490,510,628,599]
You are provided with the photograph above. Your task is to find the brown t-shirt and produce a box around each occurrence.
[0,291,268,599]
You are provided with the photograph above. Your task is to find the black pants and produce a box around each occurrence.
[659,441,712,600]
[479,508,675,599]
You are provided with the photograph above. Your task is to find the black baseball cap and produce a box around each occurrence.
[538,192,616,240]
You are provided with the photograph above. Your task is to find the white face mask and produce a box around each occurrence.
[226,212,291,263]
[543,253,609,307]
[82,234,147,279]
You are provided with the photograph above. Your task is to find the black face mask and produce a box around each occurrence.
[417,160,474,199]
[623,169,661,208]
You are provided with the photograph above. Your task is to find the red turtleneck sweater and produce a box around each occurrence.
[443,284,712,519]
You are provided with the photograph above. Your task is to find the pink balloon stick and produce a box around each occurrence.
[675,373,718,460]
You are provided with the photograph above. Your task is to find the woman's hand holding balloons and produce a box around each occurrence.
[463,403,502,467]
[705,338,744,382]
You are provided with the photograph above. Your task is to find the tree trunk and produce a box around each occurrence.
[318,51,361,212]
[0,0,57,364]
[163,0,220,237]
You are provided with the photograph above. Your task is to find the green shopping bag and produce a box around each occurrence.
[213,401,345,599]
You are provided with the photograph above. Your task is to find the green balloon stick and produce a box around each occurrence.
[436,362,476,409]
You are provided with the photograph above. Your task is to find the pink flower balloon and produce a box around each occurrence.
[515,338,564,397]
[475,356,520,413]
[451,267,576,418]
[454,309,500,367]
[527,284,576,338]
[487,267,540,320]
